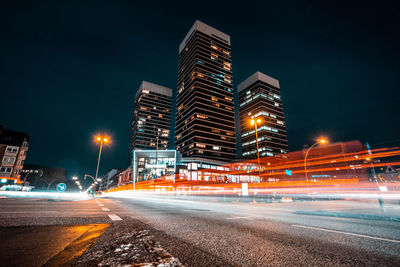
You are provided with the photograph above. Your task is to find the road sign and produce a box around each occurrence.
[57,183,66,192]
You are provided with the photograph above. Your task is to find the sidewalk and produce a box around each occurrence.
[0,224,109,267]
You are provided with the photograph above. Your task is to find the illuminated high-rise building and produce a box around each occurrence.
[175,20,236,161]
[128,81,172,164]
[238,72,288,159]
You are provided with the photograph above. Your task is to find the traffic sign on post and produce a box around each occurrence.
[57,183,66,192]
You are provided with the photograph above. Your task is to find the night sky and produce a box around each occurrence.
[2,0,399,178]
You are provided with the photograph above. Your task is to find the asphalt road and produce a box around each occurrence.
[103,194,400,266]
[1,195,400,266]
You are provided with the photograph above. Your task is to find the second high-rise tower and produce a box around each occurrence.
[175,21,236,161]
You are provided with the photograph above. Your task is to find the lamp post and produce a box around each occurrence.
[94,135,110,184]
[250,118,262,181]
[84,173,101,194]
[304,137,328,181]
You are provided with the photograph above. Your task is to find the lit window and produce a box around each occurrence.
[158,114,163,118]
[197,114,208,119]
[196,143,206,148]
[213,146,220,151]
[142,90,149,94]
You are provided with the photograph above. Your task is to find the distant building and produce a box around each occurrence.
[132,150,178,183]
[178,157,230,181]
[238,72,288,159]
[128,81,172,165]
[0,126,29,184]
[98,168,119,191]
[175,20,236,161]
[117,166,132,186]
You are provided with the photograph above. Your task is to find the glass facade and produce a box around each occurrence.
[132,150,178,182]
[128,81,172,164]
[175,21,236,161]
[238,72,288,159]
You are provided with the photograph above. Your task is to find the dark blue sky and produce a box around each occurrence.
[1,0,399,177]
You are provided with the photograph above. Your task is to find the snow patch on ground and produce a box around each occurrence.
[75,219,184,267]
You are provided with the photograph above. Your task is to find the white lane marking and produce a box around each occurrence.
[292,224,400,244]
[102,207,110,211]
[98,204,104,206]
[108,214,122,221]
[227,216,253,220]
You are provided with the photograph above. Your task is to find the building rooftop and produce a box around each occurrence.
[0,126,30,147]
[179,20,231,53]
[237,71,280,93]
[136,81,172,98]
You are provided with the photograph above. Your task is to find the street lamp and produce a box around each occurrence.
[304,137,328,181]
[84,174,98,195]
[250,118,262,181]
[94,135,110,184]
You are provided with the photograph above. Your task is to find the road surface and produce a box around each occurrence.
[0,194,399,266]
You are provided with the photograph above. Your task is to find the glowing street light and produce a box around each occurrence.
[250,118,262,180]
[304,137,329,181]
[72,176,78,180]
[94,135,110,185]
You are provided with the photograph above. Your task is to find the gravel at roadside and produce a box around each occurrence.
[75,218,184,267]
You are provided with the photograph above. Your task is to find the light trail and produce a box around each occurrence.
[0,191,90,199]
[103,142,400,202]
